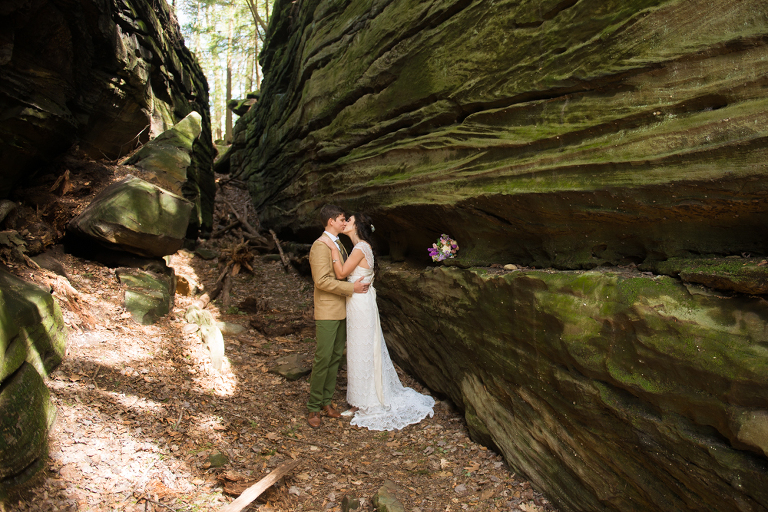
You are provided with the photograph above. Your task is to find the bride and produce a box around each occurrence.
[320,212,435,431]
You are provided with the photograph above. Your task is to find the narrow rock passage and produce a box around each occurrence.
[5,184,556,512]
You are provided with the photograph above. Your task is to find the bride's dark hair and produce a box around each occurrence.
[351,211,379,275]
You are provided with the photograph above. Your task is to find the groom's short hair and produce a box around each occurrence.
[319,204,345,227]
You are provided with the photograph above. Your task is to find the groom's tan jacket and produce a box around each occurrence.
[309,235,354,320]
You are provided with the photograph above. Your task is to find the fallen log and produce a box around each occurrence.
[269,229,292,273]
[218,460,300,512]
[211,219,241,239]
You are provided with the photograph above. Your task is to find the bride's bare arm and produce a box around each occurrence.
[335,248,365,278]
[319,238,362,279]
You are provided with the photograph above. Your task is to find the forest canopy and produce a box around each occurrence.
[175,0,272,143]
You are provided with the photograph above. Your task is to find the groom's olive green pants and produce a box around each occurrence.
[307,319,346,412]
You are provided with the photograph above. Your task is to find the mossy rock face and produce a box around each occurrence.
[0,363,56,493]
[376,263,768,512]
[1,0,215,236]
[0,269,65,493]
[67,175,193,258]
[0,269,66,381]
[116,267,176,325]
[641,256,768,295]
[226,98,257,116]
[233,0,768,267]
[125,112,203,195]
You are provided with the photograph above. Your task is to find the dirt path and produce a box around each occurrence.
[5,181,556,512]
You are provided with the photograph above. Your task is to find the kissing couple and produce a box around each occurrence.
[306,204,435,431]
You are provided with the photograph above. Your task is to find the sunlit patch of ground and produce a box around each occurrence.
[4,179,556,512]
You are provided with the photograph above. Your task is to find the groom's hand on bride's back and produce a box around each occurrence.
[353,276,370,294]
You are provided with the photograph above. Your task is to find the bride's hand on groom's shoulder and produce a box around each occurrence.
[319,237,339,253]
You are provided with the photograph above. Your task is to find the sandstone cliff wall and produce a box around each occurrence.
[0,0,215,233]
[377,265,768,512]
[233,0,768,267]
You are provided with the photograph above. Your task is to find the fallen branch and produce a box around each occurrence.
[269,229,292,273]
[218,460,300,512]
[283,436,340,451]
[216,176,247,189]
[221,273,233,308]
[211,219,241,239]
[194,261,233,309]
[223,199,259,237]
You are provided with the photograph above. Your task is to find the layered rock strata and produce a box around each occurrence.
[0,0,215,233]
[68,174,194,258]
[233,0,768,267]
[376,264,768,512]
[0,269,66,494]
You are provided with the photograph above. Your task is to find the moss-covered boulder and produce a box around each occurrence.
[0,363,56,495]
[233,0,768,267]
[0,269,65,494]
[116,267,176,325]
[125,112,203,196]
[0,268,66,381]
[376,264,768,511]
[227,98,257,117]
[67,175,193,258]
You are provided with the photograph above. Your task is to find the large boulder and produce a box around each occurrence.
[0,268,66,381]
[125,112,203,196]
[0,363,56,494]
[232,0,768,266]
[67,175,193,257]
[0,268,66,493]
[376,264,768,512]
[0,0,215,234]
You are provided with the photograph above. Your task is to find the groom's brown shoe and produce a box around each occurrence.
[307,412,322,428]
[322,405,341,418]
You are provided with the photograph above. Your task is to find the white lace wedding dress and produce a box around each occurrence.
[345,242,435,431]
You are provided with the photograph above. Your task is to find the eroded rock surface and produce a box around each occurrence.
[0,269,66,493]
[125,112,203,196]
[67,175,193,257]
[376,264,768,511]
[233,0,768,267]
[116,266,176,325]
[0,0,215,234]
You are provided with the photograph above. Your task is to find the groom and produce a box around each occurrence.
[307,204,369,428]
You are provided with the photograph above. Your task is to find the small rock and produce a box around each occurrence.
[269,354,311,381]
[342,495,361,511]
[503,264,518,270]
[208,451,229,468]
[194,248,218,260]
[372,480,405,512]
[217,321,247,335]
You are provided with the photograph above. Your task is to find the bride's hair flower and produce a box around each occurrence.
[370,224,375,232]
[428,234,459,262]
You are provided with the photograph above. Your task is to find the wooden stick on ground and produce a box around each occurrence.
[221,273,233,308]
[269,229,292,272]
[283,436,340,451]
[194,261,233,309]
[223,199,259,237]
[211,219,241,239]
[218,460,300,512]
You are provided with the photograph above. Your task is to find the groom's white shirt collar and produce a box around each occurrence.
[323,230,339,242]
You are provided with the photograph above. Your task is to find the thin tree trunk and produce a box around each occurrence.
[225,3,235,144]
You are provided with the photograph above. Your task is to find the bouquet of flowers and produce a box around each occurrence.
[428,234,459,262]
